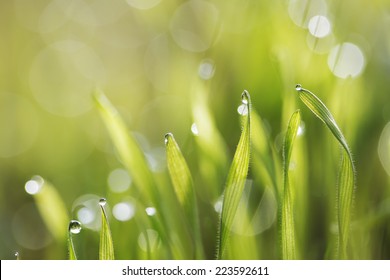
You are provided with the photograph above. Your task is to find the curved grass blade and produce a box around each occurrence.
[68,220,82,260]
[28,176,69,242]
[99,199,115,260]
[165,133,204,259]
[295,84,355,259]
[217,90,251,259]
[93,89,158,204]
[281,110,301,260]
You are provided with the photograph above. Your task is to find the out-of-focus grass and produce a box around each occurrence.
[1,0,390,260]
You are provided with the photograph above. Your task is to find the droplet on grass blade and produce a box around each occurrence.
[15,251,20,260]
[145,207,156,216]
[99,198,107,207]
[295,84,302,91]
[164,133,172,145]
[68,220,82,234]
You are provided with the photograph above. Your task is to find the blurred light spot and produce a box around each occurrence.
[0,93,39,158]
[191,123,199,136]
[12,203,53,250]
[113,202,135,221]
[308,15,331,38]
[297,121,305,136]
[138,229,160,252]
[145,207,156,216]
[288,0,328,28]
[126,0,161,10]
[24,176,44,195]
[237,104,248,116]
[289,161,297,170]
[232,185,277,236]
[29,40,106,117]
[72,194,101,231]
[198,59,215,80]
[214,196,223,214]
[108,168,131,193]
[170,0,219,52]
[378,122,390,176]
[145,147,166,173]
[327,42,365,79]
[77,207,95,225]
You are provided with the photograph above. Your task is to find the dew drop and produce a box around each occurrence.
[241,90,250,105]
[68,220,82,234]
[295,84,302,91]
[237,104,248,116]
[99,198,107,207]
[15,251,20,260]
[145,207,156,216]
[164,133,172,145]
[191,123,199,136]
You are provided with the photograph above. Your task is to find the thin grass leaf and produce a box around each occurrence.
[191,80,229,200]
[295,84,355,259]
[99,199,115,260]
[68,220,81,260]
[30,176,69,241]
[93,89,158,204]
[217,90,251,260]
[281,110,301,260]
[68,234,77,260]
[165,133,204,259]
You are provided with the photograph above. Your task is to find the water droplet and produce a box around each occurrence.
[145,207,156,216]
[237,104,249,116]
[191,123,199,136]
[164,133,172,145]
[295,84,302,91]
[241,90,250,105]
[99,198,107,207]
[69,220,82,234]
[297,121,306,136]
[15,251,20,259]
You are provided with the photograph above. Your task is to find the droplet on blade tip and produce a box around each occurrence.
[164,133,173,145]
[241,90,250,104]
[69,220,82,234]
[99,198,107,206]
[295,84,302,91]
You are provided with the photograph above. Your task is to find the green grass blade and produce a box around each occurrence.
[99,199,115,260]
[68,220,81,260]
[165,133,204,259]
[281,110,301,260]
[217,90,251,259]
[295,84,355,259]
[93,89,158,204]
[29,176,69,242]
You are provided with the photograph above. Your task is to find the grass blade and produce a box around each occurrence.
[93,89,158,204]
[99,199,115,260]
[165,133,204,258]
[68,220,82,260]
[217,90,251,259]
[28,176,69,242]
[281,110,301,259]
[295,84,355,259]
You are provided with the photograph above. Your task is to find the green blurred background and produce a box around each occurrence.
[1,0,390,259]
